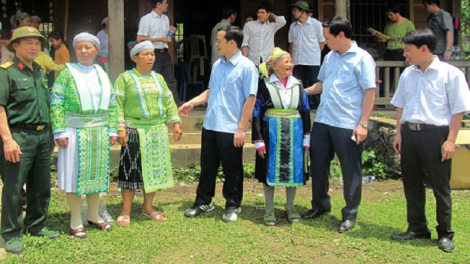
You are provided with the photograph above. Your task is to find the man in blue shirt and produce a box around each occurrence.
[179,26,258,222]
[303,17,376,233]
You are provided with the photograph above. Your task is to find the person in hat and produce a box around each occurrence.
[252,47,310,226]
[10,11,30,31]
[288,0,325,110]
[114,40,182,226]
[30,15,41,30]
[96,16,109,73]
[0,26,60,254]
[50,32,118,238]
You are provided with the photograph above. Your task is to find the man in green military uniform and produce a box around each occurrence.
[0,26,60,254]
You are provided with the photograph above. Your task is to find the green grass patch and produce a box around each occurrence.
[3,183,470,263]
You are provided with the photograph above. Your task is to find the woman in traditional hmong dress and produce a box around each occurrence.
[51,33,117,238]
[114,41,182,226]
[252,47,311,226]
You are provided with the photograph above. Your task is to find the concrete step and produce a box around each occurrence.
[108,143,256,169]
[168,132,252,145]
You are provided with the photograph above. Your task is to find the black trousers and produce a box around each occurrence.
[293,65,320,109]
[153,50,181,105]
[194,128,244,210]
[401,125,454,239]
[310,122,363,221]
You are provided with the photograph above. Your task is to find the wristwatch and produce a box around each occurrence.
[360,122,368,128]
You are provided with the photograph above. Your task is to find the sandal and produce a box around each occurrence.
[263,211,276,226]
[286,210,301,223]
[142,211,167,222]
[70,227,87,238]
[117,215,130,227]
[87,220,112,231]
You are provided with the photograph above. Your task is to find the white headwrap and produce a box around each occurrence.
[130,40,154,59]
[101,16,109,25]
[73,32,100,50]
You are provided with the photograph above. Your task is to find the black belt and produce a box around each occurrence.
[404,122,446,131]
[154,48,168,54]
[10,123,47,131]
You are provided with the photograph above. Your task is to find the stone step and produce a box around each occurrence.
[108,143,256,169]
[168,132,252,145]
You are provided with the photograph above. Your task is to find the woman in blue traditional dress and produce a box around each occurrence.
[114,41,182,226]
[51,33,117,238]
[252,47,311,226]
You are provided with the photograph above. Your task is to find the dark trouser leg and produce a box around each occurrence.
[195,128,220,206]
[406,127,454,239]
[293,65,321,109]
[217,132,244,209]
[330,126,363,221]
[1,129,37,241]
[23,130,51,233]
[310,122,334,211]
[153,51,181,104]
[401,127,429,232]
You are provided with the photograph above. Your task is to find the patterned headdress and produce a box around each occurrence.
[10,11,30,28]
[258,47,289,78]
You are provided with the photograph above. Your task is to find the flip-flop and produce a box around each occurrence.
[117,215,130,227]
[142,211,167,222]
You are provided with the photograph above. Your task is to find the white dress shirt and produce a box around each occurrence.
[288,17,325,66]
[391,57,470,126]
[137,11,170,49]
[242,16,287,65]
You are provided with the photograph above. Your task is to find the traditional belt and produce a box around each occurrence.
[10,123,47,131]
[154,48,168,54]
[65,113,108,128]
[264,109,300,119]
[404,122,446,131]
[125,118,165,128]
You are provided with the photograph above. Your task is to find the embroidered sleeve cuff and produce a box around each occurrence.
[303,134,310,148]
[255,141,265,150]
[169,122,183,128]
[117,124,126,131]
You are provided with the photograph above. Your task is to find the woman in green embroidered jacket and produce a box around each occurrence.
[252,47,311,226]
[114,41,182,226]
[51,33,117,238]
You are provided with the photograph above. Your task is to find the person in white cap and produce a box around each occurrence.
[114,40,182,226]
[50,32,118,238]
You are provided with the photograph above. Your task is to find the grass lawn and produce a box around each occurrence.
[2,180,470,264]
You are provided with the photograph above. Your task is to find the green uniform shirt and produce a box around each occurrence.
[0,57,50,125]
[384,19,415,51]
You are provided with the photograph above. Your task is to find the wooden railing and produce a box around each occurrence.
[375,60,470,106]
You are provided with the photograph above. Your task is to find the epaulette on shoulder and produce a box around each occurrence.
[0,61,14,69]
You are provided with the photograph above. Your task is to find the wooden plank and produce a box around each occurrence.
[384,67,390,98]
[108,0,125,82]
[375,97,393,105]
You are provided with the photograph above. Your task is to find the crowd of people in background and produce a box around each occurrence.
[0,0,469,257]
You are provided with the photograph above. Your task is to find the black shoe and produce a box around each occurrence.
[302,209,330,220]
[184,202,215,217]
[438,238,455,252]
[390,229,431,240]
[338,220,356,233]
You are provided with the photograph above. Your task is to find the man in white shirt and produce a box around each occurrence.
[390,28,470,253]
[137,0,180,104]
[210,7,237,64]
[242,1,286,65]
[288,1,325,109]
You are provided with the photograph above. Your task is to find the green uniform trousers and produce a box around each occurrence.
[0,127,51,242]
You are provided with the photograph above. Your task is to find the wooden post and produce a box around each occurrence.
[108,0,125,82]
[335,0,347,18]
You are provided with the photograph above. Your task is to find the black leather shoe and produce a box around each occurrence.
[302,209,330,220]
[338,220,356,233]
[390,229,431,240]
[438,238,455,252]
